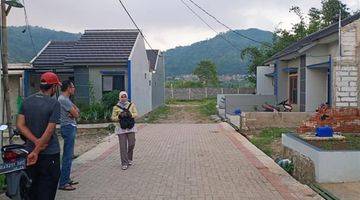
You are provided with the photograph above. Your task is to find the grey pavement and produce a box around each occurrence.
[53,123,322,200]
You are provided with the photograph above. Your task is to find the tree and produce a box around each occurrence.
[242,0,352,85]
[193,60,219,86]
[321,0,350,26]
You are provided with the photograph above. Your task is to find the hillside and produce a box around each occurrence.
[164,28,273,76]
[7,26,80,63]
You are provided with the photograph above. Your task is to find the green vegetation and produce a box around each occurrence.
[250,128,289,156]
[166,98,217,117]
[165,28,273,76]
[199,99,217,116]
[8,26,80,63]
[0,174,5,191]
[307,134,360,151]
[165,80,204,88]
[77,90,119,123]
[193,60,219,86]
[136,106,170,123]
[242,0,351,85]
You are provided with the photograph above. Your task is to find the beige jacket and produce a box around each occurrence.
[111,101,138,122]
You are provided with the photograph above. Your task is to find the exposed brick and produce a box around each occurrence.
[298,106,360,133]
[341,77,357,82]
[341,86,357,92]
[341,97,358,102]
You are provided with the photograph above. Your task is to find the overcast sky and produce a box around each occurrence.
[7,0,360,50]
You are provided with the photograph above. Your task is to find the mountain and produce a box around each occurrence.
[6,26,273,77]
[164,28,273,76]
[7,26,81,63]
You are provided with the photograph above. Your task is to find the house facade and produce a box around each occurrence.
[28,29,154,116]
[147,50,165,109]
[260,13,360,112]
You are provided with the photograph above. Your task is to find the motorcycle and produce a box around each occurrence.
[262,99,293,112]
[277,99,293,112]
[0,125,31,200]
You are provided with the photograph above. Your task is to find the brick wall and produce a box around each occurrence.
[297,106,360,133]
[333,20,360,108]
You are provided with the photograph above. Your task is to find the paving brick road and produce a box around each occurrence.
[55,123,322,200]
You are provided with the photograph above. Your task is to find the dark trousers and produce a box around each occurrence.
[26,153,60,200]
[118,132,135,166]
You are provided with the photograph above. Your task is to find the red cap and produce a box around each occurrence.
[40,72,61,85]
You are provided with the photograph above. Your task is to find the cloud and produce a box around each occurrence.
[6,0,360,50]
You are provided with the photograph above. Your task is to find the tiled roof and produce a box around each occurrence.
[31,29,140,68]
[63,30,139,66]
[146,50,159,71]
[32,41,76,68]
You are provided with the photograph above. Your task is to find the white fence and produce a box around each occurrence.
[165,87,255,100]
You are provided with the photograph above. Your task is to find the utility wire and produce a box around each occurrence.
[117,0,154,50]
[180,0,242,52]
[22,0,36,54]
[186,0,271,47]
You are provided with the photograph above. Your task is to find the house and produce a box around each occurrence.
[28,29,155,116]
[259,13,360,112]
[147,50,165,109]
[0,63,32,123]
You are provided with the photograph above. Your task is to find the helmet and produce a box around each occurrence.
[40,72,61,85]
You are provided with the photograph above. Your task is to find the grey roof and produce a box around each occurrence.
[32,41,76,68]
[63,30,139,66]
[265,12,360,63]
[32,29,140,68]
[146,50,159,71]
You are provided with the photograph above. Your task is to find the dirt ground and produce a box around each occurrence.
[6,128,111,158]
[60,128,111,157]
[156,104,215,124]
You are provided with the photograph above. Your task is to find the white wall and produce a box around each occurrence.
[277,61,289,102]
[283,134,360,183]
[151,52,165,109]
[305,68,328,112]
[306,44,330,66]
[256,66,274,95]
[305,44,330,112]
[129,35,152,116]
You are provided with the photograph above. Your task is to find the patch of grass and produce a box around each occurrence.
[250,128,289,156]
[166,99,206,105]
[199,99,217,116]
[0,174,5,190]
[307,134,360,151]
[136,106,170,123]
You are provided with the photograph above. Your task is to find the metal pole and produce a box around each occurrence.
[1,2,14,139]
[338,9,342,58]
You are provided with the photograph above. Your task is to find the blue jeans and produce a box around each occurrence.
[59,124,77,187]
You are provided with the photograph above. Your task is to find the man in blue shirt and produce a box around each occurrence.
[58,80,79,191]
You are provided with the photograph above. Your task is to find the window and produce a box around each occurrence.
[289,75,298,104]
[102,75,125,93]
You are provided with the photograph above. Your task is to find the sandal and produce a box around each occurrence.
[69,180,79,185]
[59,184,76,191]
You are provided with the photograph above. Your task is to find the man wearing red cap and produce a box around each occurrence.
[17,72,62,200]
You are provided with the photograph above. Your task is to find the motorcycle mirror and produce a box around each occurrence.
[0,125,8,131]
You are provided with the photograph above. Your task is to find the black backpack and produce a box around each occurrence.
[117,103,135,129]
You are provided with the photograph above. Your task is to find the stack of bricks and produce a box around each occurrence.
[297,106,360,133]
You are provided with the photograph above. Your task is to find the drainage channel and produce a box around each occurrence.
[309,184,340,200]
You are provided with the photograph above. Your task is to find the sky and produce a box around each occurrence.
[6,0,360,50]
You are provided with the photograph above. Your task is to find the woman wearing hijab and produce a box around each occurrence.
[111,91,138,170]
